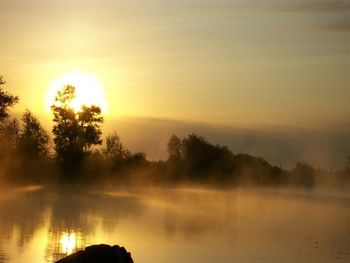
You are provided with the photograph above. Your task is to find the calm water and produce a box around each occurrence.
[0,186,349,263]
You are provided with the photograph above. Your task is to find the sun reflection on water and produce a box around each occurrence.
[60,232,77,255]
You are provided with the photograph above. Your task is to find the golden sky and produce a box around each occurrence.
[1,0,349,129]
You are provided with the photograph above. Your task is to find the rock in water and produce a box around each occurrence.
[55,244,134,263]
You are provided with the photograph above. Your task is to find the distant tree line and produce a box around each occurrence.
[0,75,349,188]
[163,134,321,187]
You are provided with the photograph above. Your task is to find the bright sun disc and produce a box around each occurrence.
[46,72,108,113]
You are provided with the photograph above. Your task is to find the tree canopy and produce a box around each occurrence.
[51,85,103,172]
[18,110,49,160]
[103,133,129,161]
[0,76,19,122]
[167,134,182,161]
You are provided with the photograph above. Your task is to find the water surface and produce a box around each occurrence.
[0,186,349,262]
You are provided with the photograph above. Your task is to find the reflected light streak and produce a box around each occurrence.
[60,232,77,255]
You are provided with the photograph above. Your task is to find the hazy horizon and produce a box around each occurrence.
[3,109,349,170]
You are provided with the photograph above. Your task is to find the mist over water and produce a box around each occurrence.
[0,186,349,263]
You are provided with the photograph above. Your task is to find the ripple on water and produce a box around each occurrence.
[0,251,6,263]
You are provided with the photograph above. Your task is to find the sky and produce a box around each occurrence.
[0,0,349,167]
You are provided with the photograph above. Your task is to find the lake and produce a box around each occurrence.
[0,185,349,262]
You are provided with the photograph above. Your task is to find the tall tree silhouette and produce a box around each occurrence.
[0,76,19,122]
[2,118,20,147]
[167,134,182,161]
[103,133,130,161]
[0,76,19,159]
[51,85,103,174]
[18,110,49,160]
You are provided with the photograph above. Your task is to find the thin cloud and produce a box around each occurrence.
[248,0,350,12]
[247,0,350,32]
[323,18,350,32]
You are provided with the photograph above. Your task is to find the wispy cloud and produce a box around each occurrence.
[245,0,350,12]
[245,0,350,32]
[323,18,350,32]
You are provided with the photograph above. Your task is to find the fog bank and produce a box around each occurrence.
[104,117,350,169]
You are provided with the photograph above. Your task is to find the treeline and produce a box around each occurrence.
[0,75,349,188]
[158,134,350,188]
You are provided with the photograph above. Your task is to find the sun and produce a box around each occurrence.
[46,71,108,112]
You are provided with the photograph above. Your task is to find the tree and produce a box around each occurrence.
[0,76,19,157]
[0,118,20,146]
[51,85,103,171]
[290,162,315,188]
[0,117,19,176]
[167,134,182,161]
[0,76,19,122]
[103,133,129,161]
[181,133,235,181]
[18,110,49,159]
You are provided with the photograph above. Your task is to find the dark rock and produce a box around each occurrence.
[55,244,134,263]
